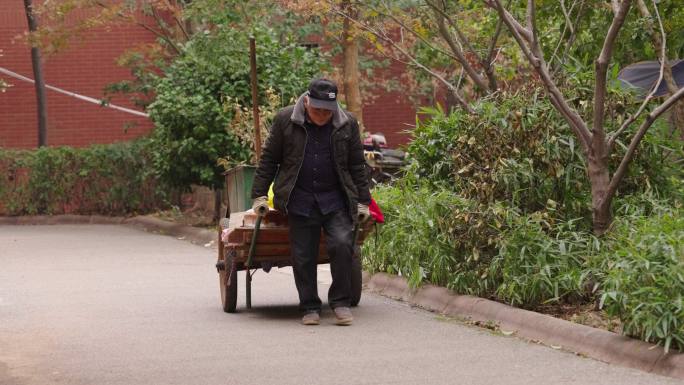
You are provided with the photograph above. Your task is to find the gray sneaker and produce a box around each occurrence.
[302,311,320,326]
[333,307,353,326]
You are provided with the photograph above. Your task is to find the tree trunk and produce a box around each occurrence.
[341,2,363,128]
[23,0,47,147]
[213,188,222,225]
[656,64,684,141]
[674,103,684,140]
[587,151,612,235]
[445,87,460,114]
[664,71,684,139]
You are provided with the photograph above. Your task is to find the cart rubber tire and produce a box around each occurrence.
[350,246,362,307]
[220,249,238,313]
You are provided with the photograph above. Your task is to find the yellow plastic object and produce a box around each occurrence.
[267,183,275,208]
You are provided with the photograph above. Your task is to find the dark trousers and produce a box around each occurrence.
[288,207,353,312]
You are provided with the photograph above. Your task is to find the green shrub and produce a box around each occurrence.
[409,93,590,221]
[597,207,684,353]
[492,215,598,308]
[364,183,598,306]
[0,139,167,216]
[408,92,682,225]
[363,182,472,288]
[147,25,325,191]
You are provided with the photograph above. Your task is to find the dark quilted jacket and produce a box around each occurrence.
[251,94,371,221]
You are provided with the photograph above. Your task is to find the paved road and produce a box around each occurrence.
[1,225,681,385]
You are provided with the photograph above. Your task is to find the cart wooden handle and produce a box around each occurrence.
[245,206,267,309]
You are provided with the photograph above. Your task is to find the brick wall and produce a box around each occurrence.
[361,60,416,148]
[0,3,415,149]
[0,3,155,149]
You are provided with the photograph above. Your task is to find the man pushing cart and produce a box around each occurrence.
[219,78,372,326]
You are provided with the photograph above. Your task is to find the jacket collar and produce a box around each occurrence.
[290,92,349,129]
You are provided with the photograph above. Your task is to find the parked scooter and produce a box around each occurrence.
[363,132,407,187]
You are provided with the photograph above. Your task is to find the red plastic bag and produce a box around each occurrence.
[369,198,384,223]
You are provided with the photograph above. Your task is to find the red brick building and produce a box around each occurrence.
[0,3,155,148]
[0,3,415,149]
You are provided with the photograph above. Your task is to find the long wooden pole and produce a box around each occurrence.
[249,37,261,162]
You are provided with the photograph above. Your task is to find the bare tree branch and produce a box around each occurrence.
[591,1,631,142]
[604,86,684,202]
[429,4,490,91]
[552,0,586,72]
[637,0,684,138]
[157,0,189,40]
[377,7,462,65]
[611,0,622,14]
[634,0,674,92]
[425,1,476,54]
[93,0,182,54]
[526,0,538,49]
[485,1,534,64]
[481,0,511,91]
[171,6,190,41]
[455,66,465,89]
[608,0,666,147]
[604,0,677,205]
[149,5,183,51]
[136,22,182,54]
[549,0,576,66]
[484,0,533,43]
[428,0,502,90]
[560,0,576,35]
[329,2,474,113]
[486,0,593,150]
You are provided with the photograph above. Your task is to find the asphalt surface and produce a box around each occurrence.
[1,224,681,385]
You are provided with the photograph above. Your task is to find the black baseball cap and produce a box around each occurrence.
[307,78,338,111]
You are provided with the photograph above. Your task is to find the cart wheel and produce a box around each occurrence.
[220,248,238,313]
[350,246,362,307]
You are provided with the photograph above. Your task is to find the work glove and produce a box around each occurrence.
[357,203,371,223]
[252,196,269,216]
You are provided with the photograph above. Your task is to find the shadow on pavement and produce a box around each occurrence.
[232,304,302,322]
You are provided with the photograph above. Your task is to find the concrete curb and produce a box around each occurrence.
[364,272,684,380]
[0,214,217,247]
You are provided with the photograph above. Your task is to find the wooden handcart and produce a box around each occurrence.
[216,208,373,313]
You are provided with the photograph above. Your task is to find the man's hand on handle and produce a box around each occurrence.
[357,203,371,223]
[252,196,269,216]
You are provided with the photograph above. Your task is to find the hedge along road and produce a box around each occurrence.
[0,224,679,385]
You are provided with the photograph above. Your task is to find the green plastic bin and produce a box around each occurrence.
[224,165,257,215]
